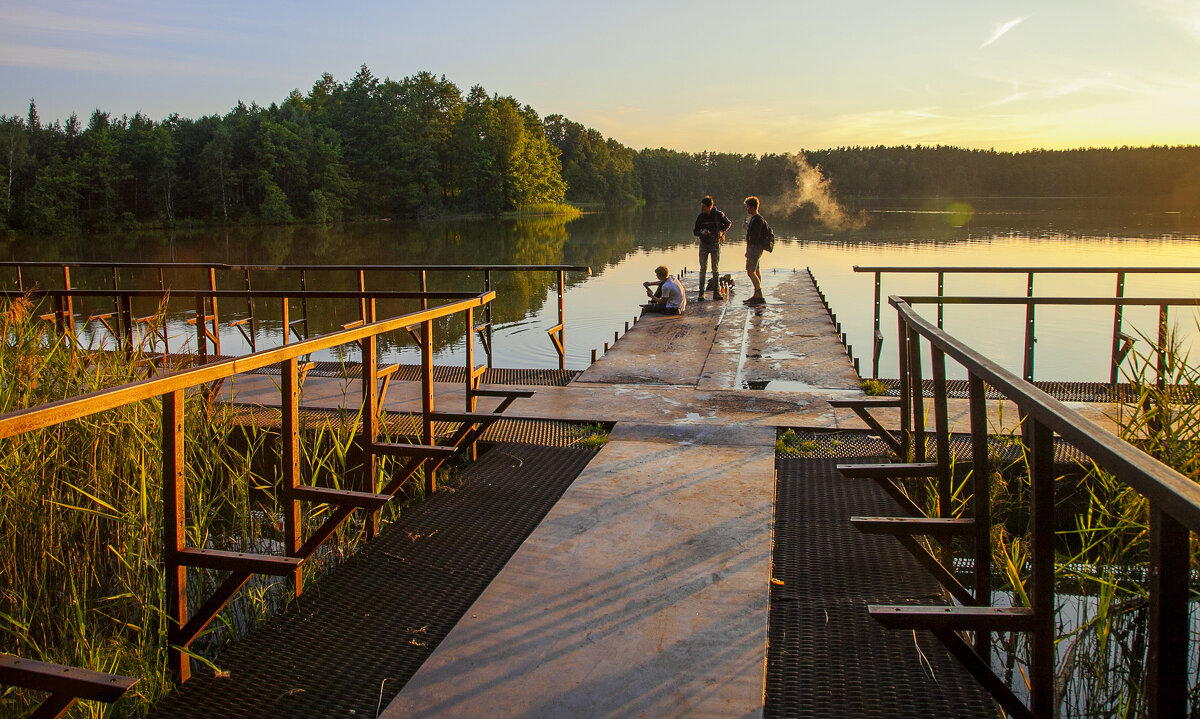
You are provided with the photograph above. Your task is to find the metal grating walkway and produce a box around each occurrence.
[147,442,598,718]
[764,457,998,718]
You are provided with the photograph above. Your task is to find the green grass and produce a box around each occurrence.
[569,422,609,450]
[859,378,889,396]
[775,428,818,456]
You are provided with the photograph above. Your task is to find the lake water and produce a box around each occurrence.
[3,198,1198,382]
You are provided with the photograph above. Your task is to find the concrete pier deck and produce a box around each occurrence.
[209,269,1113,716]
[381,272,847,718]
[383,423,777,718]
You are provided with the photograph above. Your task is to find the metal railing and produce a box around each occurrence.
[1,262,592,369]
[855,266,1200,382]
[0,654,138,718]
[835,295,1200,718]
[2,286,493,366]
[0,289,534,684]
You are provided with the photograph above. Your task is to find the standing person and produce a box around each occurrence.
[641,265,687,315]
[743,196,770,305]
[692,195,732,301]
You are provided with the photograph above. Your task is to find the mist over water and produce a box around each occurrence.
[780,155,867,231]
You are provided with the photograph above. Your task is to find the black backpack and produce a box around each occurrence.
[753,215,775,252]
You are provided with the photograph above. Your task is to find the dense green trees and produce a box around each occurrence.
[2,67,1198,233]
[0,68,570,231]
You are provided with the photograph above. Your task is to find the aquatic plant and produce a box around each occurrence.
[976,321,1200,716]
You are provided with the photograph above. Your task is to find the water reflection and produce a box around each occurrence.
[2,200,1198,380]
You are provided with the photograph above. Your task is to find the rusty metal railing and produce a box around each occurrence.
[0,654,138,718]
[2,286,493,366]
[1,262,592,370]
[835,295,1200,718]
[0,289,535,684]
[854,266,1200,382]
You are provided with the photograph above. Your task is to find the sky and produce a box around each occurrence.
[2,0,1199,154]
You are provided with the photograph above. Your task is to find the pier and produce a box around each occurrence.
[7,262,1193,719]
[142,269,998,717]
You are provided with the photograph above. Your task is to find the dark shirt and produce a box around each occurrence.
[693,208,732,244]
[746,214,769,246]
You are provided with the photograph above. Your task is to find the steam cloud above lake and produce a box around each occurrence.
[781,155,867,231]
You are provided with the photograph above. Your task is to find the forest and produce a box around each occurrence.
[2,65,1198,233]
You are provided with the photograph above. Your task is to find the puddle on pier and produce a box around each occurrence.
[743,379,861,394]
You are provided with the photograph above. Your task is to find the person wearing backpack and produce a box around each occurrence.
[742,196,772,305]
[692,195,732,301]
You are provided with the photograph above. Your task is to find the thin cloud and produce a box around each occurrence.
[1137,0,1200,42]
[981,17,1028,48]
[2,7,188,39]
[0,42,248,78]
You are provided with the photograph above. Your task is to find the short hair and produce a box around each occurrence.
[655,265,669,279]
[701,195,713,208]
[744,196,760,212]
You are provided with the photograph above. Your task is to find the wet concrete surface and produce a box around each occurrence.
[382,425,776,719]
[213,270,1123,717]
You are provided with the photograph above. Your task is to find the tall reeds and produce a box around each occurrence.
[975,321,1200,717]
[0,297,413,717]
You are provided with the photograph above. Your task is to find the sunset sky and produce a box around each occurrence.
[2,0,1198,154]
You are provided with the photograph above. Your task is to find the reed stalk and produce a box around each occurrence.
[0,297,422,717]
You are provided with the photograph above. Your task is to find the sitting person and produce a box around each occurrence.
[641,265,687,315]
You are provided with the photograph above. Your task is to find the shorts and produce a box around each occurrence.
[746,244,764,272]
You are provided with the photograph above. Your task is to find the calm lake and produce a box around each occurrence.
[3,198,1198,382]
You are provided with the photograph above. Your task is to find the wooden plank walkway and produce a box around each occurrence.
[212,269,1001,717]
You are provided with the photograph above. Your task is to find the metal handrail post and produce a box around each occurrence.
[1028,419,1056,717]
[282,357,302,597]
[281,298,290,346]
[897,312,912,461]
[466,307,477,413]
[110,265,123,343]
[1109,271,1126,385]
[421,318,435,495]
[872,271,882,379]
[930,346,953,566]
[61,266,74,340]
[936,271,944,329]
[299,270,309,340]
[357,269,367,325]
[162,389,189,683]
[967,373,992,660]
[360,333,379,540]
[1147,503,1190,716]
[207,266,221,356]
[909,324,926,463]
[122,295,135,356]
[194,295,208,362]
[1023,272,1036,382]
[558,270,566,371]
[243,269,256,351]
[485,270,494,368]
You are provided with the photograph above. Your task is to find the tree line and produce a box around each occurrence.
[2,66,1198,232]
